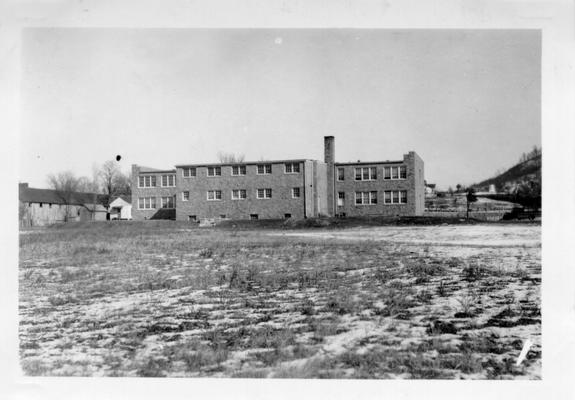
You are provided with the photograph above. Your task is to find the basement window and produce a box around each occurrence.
[250,214,259,220]
[284,213,292,219]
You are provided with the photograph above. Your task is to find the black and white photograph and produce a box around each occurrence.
[2,0,574,399]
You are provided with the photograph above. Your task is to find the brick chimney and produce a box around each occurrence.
[324,136,335,164]
[324,136,335,217]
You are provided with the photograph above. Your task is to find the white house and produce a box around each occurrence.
[109,196,132,220]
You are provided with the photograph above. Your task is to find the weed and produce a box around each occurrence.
[323,292,357,315]
[300,298,316,316]
[47,294,78,306]
[199,248,213,258]
[462,263,488,281]
[437,280,448,297]
[455,289,480,317]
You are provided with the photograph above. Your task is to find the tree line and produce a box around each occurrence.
[46,160,131,200]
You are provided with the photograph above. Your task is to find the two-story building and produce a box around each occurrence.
[131,136,424,222]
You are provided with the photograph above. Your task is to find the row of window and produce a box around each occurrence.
[337,166,407,181]
[182,163,300,178]
[138,196,176,209]
[139,188,302,209]
[140,164,404,187]
[139,189,407,210]
[336,190,408,206]
[202,188,300,201]
[138,174,176,188]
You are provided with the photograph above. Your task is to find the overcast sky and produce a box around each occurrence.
[20,28,540,190]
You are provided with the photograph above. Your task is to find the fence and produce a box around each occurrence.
[424,210,508,221]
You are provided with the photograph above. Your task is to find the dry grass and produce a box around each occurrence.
[19,221,541,378]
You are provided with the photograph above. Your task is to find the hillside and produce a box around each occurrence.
[474,153,541,193]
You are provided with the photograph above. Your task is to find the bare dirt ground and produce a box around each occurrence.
[19,222,540,378]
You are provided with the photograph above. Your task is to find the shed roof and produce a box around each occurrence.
[19,185,107,206]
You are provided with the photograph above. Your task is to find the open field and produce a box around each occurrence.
[19,221,541,378]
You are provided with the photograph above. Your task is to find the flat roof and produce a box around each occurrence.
[335,160,404,166]
[175,159,313,168]
[138,169,176,174]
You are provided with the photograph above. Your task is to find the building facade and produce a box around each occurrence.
[131,137,424,221]
[131,166,178,220]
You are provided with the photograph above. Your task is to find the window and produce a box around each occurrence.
[384,166,406,180]
[220,214,226,219]
[188,215,197,222]
[182,191,189,201]
[207,190,222,201]
[161,196,175,208]
[354,167,377,181]
[337,168,345,181]
[49,203,52,208]
[250,214,259,220]
[257,164,272,174]
[292,188,301,198]
[183,167,196,177]
[39,203,43,208]
[138,197,156,209]
[384,190,408,204]
[231,189,247,200]
[207,166,221,177]
[138,175,157,188]
[337,192,345,207]
[231,165,246,176]
[400,191,407,203]
[355,191,378,205]
[161,175,175,187]
[257,188,272,199]
[284,213,292,219]
[284,163,300,173]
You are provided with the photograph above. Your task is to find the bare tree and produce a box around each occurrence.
[97,160,131,197]
[217,151,245,163]
[77,176,99,193]
[47,171,80,222]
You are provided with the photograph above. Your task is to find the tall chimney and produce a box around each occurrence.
[324,136,335,164]
[324,136,335,217]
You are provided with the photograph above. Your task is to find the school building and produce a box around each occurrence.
[131,136,424,222]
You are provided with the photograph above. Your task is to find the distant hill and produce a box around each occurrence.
[474,152,541,193]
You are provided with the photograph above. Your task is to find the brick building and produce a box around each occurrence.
[131,137,424,221]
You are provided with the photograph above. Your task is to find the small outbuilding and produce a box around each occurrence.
[108,195,132,220]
